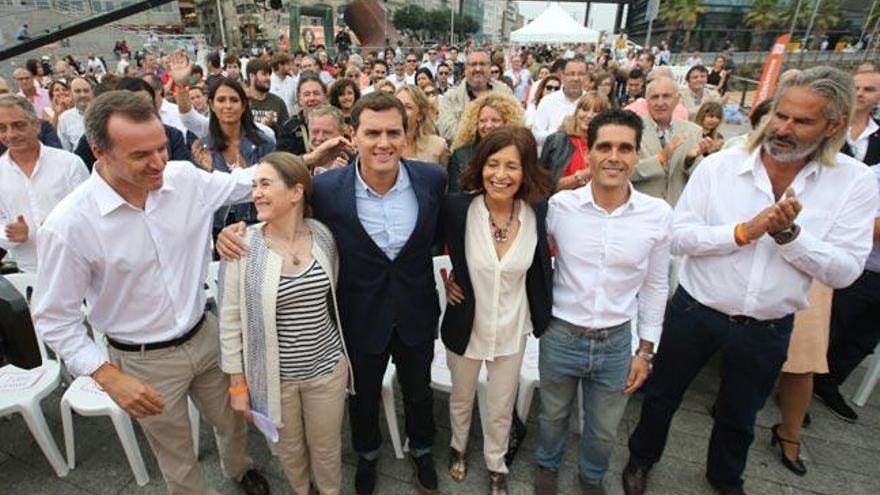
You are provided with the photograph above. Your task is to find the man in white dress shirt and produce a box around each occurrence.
[57,77,93,151]
[624,67,879,495]
[0,95,88,273]
[531,58,587,147]
[534,109,672,495]
[31,91,270,495]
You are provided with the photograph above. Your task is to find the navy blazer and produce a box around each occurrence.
[311,159,447,355]
[842,118,880,166]
[439,193,553,356]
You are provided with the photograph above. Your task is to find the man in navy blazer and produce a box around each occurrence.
[312,93,445,495]
[218,93,446,495]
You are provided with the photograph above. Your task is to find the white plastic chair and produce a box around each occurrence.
[60,328,150,486]
[853,342,880,407]
[0,273,68,477]
[381,364,404,459]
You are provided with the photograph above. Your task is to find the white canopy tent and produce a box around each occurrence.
[510,3,600,44]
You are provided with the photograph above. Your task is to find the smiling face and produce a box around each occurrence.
[298,81,327,115]
[395,89,420,133]
[466,51,490,89]
[482,144,523,204]
[687,69,708,93]
[477,105,504,140]
[588,124,638,192]
[354,108,405,177]
[210,84,245,125]
[252,162,301,223]
[95,114,169,194]
[762,85,841,163]
[339,86,356,111]
[0,103,41,153]
[575,105,600,136]
[701,112,721,133]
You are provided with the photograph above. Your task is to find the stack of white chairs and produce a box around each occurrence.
[0,273,68,477]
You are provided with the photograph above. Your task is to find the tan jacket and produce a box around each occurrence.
[632,116,703,206]
[679,87,722,122]
[437,80,513,141]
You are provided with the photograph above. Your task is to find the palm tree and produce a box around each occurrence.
[659,0,709,52]
[808,0,842,47]
[743,0,784,51]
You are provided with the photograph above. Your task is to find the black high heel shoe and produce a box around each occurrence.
[770,424,807,476]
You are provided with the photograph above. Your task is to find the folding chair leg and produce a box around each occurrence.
[60,398,75,470]
[21,402,69,477]
[854,350,880,407]
[110,412,149,486]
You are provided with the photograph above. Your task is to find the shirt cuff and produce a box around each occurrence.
[775,225,815,261]
[70,344,108,378]
[636,324,662,348]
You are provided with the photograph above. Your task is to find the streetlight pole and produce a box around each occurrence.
[450,4,454,46]
[860,0,879,50]
[798,0,821,66]
[787,0,804,44]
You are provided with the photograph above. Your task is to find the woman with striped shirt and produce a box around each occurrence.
[219,152,353,495]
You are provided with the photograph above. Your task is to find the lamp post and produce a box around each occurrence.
[798,0,821,66]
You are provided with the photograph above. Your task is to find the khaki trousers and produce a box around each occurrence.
[108,313,249,495]
[276,357,348,495]
[447,339,525,473]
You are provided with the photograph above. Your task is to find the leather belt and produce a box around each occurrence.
[107,314,206,352]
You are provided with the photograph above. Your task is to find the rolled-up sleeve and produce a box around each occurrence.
[31,225,104,377]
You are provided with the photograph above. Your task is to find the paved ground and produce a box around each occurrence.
[1,353,878,495]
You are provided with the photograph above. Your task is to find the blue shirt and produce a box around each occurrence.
[354,160,419,260]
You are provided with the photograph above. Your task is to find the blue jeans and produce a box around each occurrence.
[535,318,632,483]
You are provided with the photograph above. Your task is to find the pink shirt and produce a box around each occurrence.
[19,86,51,119]
[625,98,689,122]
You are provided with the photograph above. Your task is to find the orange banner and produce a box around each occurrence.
[751,34,790,110]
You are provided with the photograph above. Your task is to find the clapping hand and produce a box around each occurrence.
[5,215,29,243]
[766,188,802,234]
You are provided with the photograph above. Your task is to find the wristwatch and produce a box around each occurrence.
[635,351,655,363]
[770,224,801,245]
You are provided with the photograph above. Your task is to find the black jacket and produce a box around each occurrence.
[842,118,880,166]
[439,193,553,356]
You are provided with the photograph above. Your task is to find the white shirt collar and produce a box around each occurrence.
[577,181,639,215]
[354,157,409,197]
[91,162,174,216]
[849,118,879,145]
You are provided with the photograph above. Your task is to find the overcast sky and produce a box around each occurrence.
[514,1,619,32]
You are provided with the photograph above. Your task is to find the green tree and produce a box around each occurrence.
[426,8,452,39]
[809,0,842,42]
[658,0,708,51]
[393,5,427,35]
[743,0,783,51]
[457,14,480,36]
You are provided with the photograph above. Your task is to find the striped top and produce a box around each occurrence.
[276,259,342,381]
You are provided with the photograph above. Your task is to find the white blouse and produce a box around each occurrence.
[464,196,537,360]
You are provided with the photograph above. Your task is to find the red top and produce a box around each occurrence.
[563,136,588,177]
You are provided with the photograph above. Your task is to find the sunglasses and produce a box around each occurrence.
[544,84,560,91]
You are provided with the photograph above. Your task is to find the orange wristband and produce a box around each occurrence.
[228,385,248,396]
[734,223,750,246]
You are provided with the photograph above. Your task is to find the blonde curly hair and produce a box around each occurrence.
[451,92,524,150]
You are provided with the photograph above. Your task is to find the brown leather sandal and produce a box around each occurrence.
[448,447,467,481]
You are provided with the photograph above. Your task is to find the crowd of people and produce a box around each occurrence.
[1,36,880,495]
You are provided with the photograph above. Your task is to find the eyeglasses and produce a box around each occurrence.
[490,69,500,74]
[544,84,560,91]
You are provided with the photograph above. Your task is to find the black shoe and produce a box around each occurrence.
[813,388,858,423]
[770,424,807,476]
[621,460,649,495]
[802,411,811,428]
[355,457,378,495]
[533,466,558,495]
[410,453,438,494]
[708,480,747,495]
[237,469,270,495]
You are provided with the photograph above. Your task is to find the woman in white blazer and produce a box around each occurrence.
[218,152,353,495]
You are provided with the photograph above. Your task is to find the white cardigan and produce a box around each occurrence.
[218,219,354,426]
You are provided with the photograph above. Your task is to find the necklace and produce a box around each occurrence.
[484,196,515,243]
[265,228,310,265]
